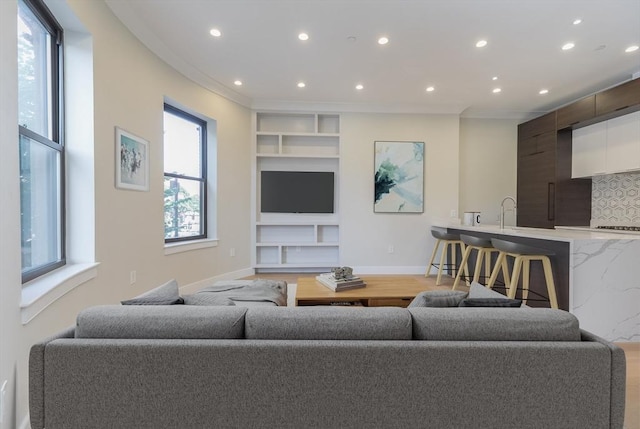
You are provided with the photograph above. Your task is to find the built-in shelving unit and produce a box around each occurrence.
[252,112,340,271]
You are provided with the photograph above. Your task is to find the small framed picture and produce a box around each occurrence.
[115,127,149,191]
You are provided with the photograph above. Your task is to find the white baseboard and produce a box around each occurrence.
[179,267,255,295]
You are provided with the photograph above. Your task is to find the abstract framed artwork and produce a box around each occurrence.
[115,127,149,191]
[374,140,424,213]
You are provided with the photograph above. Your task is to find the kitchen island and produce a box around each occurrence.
[432,222,640,342]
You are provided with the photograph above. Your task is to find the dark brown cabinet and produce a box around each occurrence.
[595,78,640,116]
[557,95,595,129]
[517,118,591,229]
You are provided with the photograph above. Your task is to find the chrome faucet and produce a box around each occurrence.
[500,196,517,229]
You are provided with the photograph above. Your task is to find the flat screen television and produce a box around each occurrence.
[261,171,335,214]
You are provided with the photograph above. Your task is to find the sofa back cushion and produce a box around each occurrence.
[245,307,412,340]
[409,308,581,341]
[75,305,247,339]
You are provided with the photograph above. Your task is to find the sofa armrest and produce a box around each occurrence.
[29,326,75,429]
[580,330,626,429]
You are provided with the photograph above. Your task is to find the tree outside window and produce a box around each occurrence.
[163,105,207,241]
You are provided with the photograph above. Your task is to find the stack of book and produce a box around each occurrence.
[316,272,366,292]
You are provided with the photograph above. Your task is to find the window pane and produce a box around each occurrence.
[164,176,203,239]
[18,0,53,138]
[20,134,62,272]
[163,111,201,177]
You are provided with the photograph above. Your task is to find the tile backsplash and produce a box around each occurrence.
[591,172,640,226]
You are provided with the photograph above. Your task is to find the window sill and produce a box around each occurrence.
[20,262,99,325]
[164,238,218,255]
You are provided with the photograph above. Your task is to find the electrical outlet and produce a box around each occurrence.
[388,245,394,254]
[230,248,236,257]
[130,270,136,285]
[450,209,457,218]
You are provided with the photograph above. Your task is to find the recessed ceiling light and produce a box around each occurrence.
[209,28,221,37]
[625,45,639,53]
[234,80,242,86]
[492,76,498,81]
[562,42,575,50]
[378,36,389,45]
[355,84,364,90]
[492,88,502,94]
[573,19,582,25]
[426,86,435,92]
[298,33,309,41]
[476,40,488,48]
[297,82,306,88]
[539,89,549,95]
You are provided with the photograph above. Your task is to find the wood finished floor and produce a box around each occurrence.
[243,272,640,429]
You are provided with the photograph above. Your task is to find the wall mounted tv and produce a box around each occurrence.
[261,171,335,214]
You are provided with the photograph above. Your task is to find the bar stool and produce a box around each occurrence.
[425,227,469,286]
[487,238,559,309]
[451,234,510,291]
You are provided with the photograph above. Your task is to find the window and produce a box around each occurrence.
[18,0,65,283]
[163,104,207,242]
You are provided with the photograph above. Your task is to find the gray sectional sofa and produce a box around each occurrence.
[30,299,626,428]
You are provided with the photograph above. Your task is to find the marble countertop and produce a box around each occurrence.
[431,222,640,242]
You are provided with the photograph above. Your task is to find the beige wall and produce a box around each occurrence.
[459,118,518,226]
[340,113,461,272]
[2,1,253,426]
[0,1,520,427]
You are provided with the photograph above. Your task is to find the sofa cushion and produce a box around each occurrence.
[459,298,522,307]
[75,305,247,339]
[408,290,467,307]
[120,279,183,305]
[245,307,412,340]
[409,307,581,341]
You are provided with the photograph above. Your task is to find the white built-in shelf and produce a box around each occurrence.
[253,112,341,271]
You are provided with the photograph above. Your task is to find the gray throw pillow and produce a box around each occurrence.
[467,281,508,299]
[121,279,184,305]
[183,294,236,306]
[408,290,468,308]
[459,298,522,307]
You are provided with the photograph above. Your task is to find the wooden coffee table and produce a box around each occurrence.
[295,276,428,307]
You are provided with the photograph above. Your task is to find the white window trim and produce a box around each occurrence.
[164,238,218,255]
[20,262,99,324]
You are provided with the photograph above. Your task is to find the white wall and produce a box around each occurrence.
[459,118,518,226]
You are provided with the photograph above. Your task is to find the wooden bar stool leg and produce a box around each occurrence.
[522,258,531,304]
[487,252,505,288]
[508,256,523,299]
[426,239,441,277]
[460,243,469,284]
[483,250,492,284]
[501,255,511,288]
[451,244,457,278]
[452,245,472,291]
[436,242,448,285]
[542,257,559,309]
[472,247,483,284]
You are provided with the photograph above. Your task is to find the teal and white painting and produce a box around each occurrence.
[374,141,424,213]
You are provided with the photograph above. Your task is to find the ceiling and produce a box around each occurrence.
[105,0,640,119]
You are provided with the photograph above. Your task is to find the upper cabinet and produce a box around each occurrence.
[605,111,640,173]
[557,95,595,130]
[572,111,640,178]
[571,122,607,178]
[595,78,640,117]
